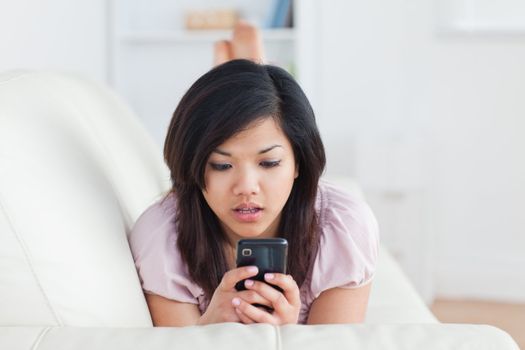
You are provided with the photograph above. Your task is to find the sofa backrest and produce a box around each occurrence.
[0,71,170,326]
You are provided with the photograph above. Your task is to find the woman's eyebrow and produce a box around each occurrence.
[212,149,231,156]
[212,145,282,157]
[259,144,282,154]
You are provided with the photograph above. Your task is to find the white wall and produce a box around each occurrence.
[310,0,525,303]
[0,0,108,82]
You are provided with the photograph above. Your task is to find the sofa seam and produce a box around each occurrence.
[31,326,53,350]
[274,325,282,350]
[0,191,63,326]
[0,70,32,85]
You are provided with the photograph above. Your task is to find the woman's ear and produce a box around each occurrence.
[294,164,299,179]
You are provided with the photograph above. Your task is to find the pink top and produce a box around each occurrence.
[128,181,379,324]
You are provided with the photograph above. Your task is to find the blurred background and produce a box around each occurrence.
[1,0,524,345]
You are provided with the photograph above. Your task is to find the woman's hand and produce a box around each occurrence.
[197,266,273,325]
[232,273,301,325]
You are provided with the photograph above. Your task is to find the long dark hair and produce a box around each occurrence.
[164,59,326,300]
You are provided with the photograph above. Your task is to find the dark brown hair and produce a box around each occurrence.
[164,59,326,300]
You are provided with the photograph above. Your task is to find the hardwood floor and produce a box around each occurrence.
[431,299,525,349]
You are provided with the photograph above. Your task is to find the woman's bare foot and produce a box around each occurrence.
[231,20,265,63]
[214,40,233,66]
[213,20,265,65]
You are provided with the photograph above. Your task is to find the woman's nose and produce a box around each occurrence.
[232,167,260,196]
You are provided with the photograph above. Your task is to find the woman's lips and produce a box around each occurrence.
[232,208,263,222]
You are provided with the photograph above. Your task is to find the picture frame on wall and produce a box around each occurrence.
[435,0,525,34]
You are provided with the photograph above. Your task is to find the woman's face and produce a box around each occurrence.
[203,117,298,244]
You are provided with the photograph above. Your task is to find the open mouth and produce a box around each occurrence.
[232,204,264,222]
[235,208,262,214]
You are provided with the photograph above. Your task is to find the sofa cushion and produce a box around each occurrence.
[0,71,170,326]
[0,324,519,350]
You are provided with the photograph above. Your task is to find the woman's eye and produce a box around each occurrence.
[260,160,281,168]
[209,163,232,171]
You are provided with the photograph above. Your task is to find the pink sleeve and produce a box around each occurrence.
[127,194,202,304]
[309,184,380,298]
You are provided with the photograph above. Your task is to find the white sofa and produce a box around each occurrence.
[0,71,519,349]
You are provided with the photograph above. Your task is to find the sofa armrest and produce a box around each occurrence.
[0,324,518,350]
[366,245,438,323]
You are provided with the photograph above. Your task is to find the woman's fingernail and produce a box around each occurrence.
[265,273,275,280]
[232,298,241,306]
[245,279,254,287]
[247,266,258,274]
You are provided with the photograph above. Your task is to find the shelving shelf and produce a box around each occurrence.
[118,28,295,44]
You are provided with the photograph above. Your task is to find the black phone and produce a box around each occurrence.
[234,238,288,292]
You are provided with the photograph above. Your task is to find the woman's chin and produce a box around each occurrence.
[235,230,269,239]
[230,224,274,239]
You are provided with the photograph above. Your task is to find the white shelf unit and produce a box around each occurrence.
[109,0,306,146]
[118,28,296,44]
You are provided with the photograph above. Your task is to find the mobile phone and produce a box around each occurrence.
[234,238,288,292]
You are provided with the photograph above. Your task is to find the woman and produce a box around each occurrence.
[129,26,379,326]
